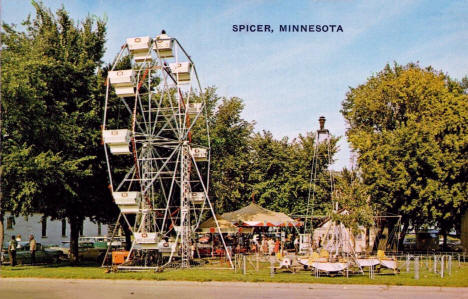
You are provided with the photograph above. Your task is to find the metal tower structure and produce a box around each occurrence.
[304,117,363,272]
[301,116,334,253]
[304,116,334,232]
[102,31,232,269]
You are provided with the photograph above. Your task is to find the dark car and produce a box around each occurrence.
[50,241,107,263]
[2,241,63,265]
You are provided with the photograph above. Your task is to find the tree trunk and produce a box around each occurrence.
[0,213,4,251]
[443,232,448,251]
[119,216,132,251]
[69,217,81,265]
[398,221,409,251]
[365,227,370,253]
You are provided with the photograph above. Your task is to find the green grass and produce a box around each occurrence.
[1,261,468,287]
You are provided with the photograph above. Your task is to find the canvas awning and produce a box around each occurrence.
[198,215,252,233]
[221,203,302,227]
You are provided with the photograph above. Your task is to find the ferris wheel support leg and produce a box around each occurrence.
[160,150,181,233]
[189,153,234,269]
[101,213,122,267]
[180,144,192,268]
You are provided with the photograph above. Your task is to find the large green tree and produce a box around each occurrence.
[190,89,340,218]
[249,130,339,216]
[208,94,254,213]
[332,168,374,236]
[341,63,468,246]
[1,2,116,262]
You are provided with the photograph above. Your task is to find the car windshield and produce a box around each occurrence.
[59,242,95,249]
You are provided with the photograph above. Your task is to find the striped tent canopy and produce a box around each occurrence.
[221,203,302,227]
[198,214,252,233]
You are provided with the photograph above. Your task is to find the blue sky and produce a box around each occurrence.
[3,0,468,169]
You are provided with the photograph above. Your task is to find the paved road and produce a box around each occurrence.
[0,278,467,299]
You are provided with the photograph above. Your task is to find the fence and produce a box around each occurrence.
[231,252,467,280]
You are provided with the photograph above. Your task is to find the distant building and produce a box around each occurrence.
[2,212,108,247]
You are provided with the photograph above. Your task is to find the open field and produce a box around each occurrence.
[1,260,468,287]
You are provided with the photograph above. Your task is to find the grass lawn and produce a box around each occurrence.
[1,261,467,287]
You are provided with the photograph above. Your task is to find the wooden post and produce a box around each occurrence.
[234,254,238,273]
[243,255,246,275]
[448,256,452,275]
[414,257,419,280]
[256,253,259,272]
[406,254,410,272]
[440,255,444,278]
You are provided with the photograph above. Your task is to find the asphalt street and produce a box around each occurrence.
[1,278,467,299]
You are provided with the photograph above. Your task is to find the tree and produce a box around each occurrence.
[249,130,339,216]
[1,2,116,262]
[332,168,374,236]
[341,63,468,246]
[207,94,255,213]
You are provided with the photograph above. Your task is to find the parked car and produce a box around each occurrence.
[51,241,106,263]
[403,234,416,251]
[1,241,63,265]
[78,236,125,249]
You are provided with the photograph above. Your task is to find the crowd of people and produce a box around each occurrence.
[198,230,302,257]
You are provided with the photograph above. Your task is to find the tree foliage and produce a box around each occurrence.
[332,168,374,235]
[1,1,115,261]
[341,63,468,239]
[208,94,254,213]
[193,89,340,217]
[249,131,339,216]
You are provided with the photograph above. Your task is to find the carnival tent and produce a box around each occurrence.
[198,214,244,233]
[221,203,301,227]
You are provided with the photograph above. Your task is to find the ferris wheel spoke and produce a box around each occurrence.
[119,98,146,133]
[141,144,180,194]
[153,109,179,138]
[136,95,150,135]
[165,87,182,137]
[152,89,180,138]
[115,164,136,191]
[160,148,181,234]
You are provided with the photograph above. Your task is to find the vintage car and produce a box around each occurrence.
[1,241,63,265]
[51,241,107,263]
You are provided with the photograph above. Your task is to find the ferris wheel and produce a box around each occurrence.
[102,31,231,269]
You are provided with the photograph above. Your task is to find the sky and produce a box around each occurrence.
[3,0,468,170]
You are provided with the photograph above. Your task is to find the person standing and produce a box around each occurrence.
[267,238,275,256]
[190,243,196,259]
[29,234,37,265]
[261,237,268,255]
[8,235,18,266]
[274,238,280,254]
[252,234,259,253]
[294,236,299,253]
